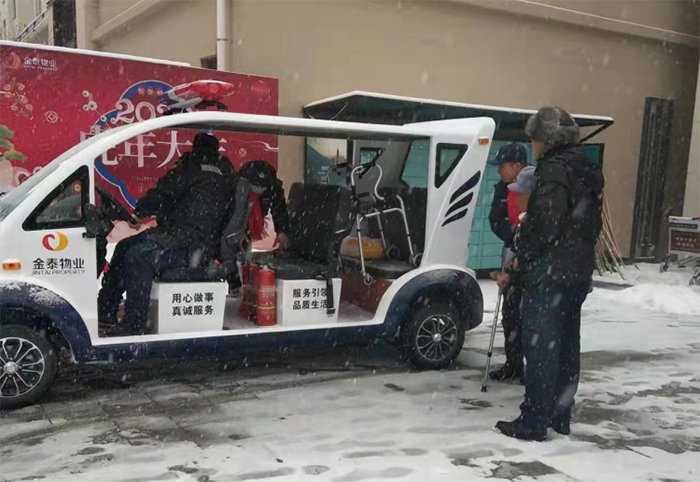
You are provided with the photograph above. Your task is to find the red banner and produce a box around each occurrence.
[0,44,278,207]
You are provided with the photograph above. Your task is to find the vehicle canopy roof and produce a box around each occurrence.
[0,112,492,221]
[5,110,487,183]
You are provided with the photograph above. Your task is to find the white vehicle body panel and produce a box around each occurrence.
[0,112,493,349]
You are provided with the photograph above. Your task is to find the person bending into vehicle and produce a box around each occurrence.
[238,160,290,250]
[487,143,528,382]
[98,133,234,335]
[221,160,290,292]
[496,107,604,442]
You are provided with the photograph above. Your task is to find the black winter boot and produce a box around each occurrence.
[495,417,547,442]
[489,364,523,382]
[550,411,571,435]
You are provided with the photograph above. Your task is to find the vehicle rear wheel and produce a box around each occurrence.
[400,302,465,370]
[0,324,58,410]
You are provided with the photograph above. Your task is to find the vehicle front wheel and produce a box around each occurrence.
[400,302,465,370]
[0,324,58,410]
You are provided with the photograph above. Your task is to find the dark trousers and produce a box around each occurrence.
[121,239,187,332]
[98,233,146,321]
[501,276,524,373]
[519,282,588,428]
[98,235,187,333]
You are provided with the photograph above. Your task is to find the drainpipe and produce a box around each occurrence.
[216,0,232,71]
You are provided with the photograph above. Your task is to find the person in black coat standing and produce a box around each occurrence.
[488,143,528,382]
[496,107,605,441]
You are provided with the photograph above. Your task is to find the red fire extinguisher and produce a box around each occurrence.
[256,266,276,326]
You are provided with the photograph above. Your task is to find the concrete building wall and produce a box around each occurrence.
[526,0,699,36]
[97,0,142,26]
[97,0,216,64]
[79,0,698,257]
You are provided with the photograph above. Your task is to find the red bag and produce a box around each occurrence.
[507,190,521,226]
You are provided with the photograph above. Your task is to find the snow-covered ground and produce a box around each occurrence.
[1,263,699,482]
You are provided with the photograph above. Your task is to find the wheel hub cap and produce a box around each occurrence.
[0,336,46,399]
[416,315,458,362]
[4,361,18,375]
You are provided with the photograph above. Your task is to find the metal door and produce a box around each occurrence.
[630,98,674,261]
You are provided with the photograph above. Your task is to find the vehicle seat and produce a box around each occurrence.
[268,258,328,280]
[270,182,353,278]
[156,182,353,287]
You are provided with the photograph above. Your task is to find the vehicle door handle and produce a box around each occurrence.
[82,231,96,239]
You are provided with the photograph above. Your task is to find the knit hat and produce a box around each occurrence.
[239,160,278,189]
[525,107,580,149]
[507,166,537,194]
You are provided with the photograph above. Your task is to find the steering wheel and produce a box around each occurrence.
[95,185,132,222]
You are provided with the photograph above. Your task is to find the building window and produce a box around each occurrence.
[53,0,76,47]
[34,0,41,16]
[201,55,217,70]
[10,0,16,20]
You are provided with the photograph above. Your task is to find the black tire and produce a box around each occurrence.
[399,302,466,370]
[0,324,58,410]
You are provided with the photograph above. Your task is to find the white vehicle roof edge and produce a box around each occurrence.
[304,90,614,123]
[13,113,492,198]
[63,112,493,160]
[406,116,496,132]
[0,40,190,67]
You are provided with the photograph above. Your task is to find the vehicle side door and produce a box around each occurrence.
[18,165,98,334]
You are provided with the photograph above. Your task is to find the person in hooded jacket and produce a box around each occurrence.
[98,133,235,335]
[496,107,605,442]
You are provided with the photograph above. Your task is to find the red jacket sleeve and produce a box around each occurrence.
[507,190,521,226]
